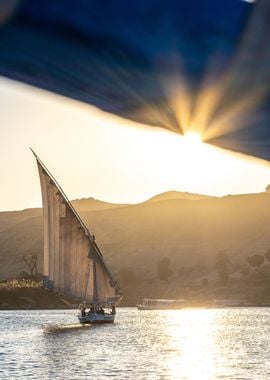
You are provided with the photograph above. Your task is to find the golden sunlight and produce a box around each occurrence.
[165,310,217,379]
[141,128,270,198]
[1,77,270,210]
[183,131,203,146]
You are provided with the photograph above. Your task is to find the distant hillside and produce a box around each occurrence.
[1,191,270,305]
[147,191,213,202]
[71,198,127,212]
[71,191,211,211]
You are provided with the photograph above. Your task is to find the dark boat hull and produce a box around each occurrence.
[78,313,115,324]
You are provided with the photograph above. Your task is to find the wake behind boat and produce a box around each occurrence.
[44,323,91,334]
[32,150,122,324]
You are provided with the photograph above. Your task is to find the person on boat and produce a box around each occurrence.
[87,305,95,315]
[90,304,95,314]
[80,304,86,317]
[97,306,105,314]
[111,305,116,315]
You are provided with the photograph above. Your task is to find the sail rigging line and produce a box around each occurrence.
[30,148,117,286]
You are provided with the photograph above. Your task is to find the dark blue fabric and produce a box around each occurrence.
[1,1,269,160]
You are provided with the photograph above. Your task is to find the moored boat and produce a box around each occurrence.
[137,298,185,310]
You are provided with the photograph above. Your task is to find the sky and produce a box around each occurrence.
[0,76,270,211]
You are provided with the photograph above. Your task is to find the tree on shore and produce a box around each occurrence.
[157,257,173,282]
[246,254,264,268]
[23,254,38,279]
[264,249,270,262]
[215,251,230,286]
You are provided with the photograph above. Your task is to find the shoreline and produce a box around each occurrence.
[1,304,270,311]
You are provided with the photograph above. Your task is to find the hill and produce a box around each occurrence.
[1,191,270,305]
[71,198,127,212]
[147,191,212,202]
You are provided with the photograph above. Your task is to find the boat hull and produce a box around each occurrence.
[137,304,183,310]
[78,313,115,324]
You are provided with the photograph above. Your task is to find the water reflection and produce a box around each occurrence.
[1,308,270,379]
[164,310,218,379]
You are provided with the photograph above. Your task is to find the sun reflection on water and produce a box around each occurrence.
[160,310,221,379]
[2,309,270,379]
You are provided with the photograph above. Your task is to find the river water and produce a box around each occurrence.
[1,308,270,379]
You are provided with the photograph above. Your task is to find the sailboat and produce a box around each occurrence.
[31,149,122,324]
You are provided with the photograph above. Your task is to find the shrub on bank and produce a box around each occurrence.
[0,279,41,289]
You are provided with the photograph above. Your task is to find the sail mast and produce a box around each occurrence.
[93,259,98,303]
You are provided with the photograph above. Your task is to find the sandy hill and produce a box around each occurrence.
[147,191,212,202]
[71,197,127,212]
[81,193,270,276]
[1,191,270,304]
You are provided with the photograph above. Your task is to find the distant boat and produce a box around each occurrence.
[32,149,122,324]
[137,298,185,310]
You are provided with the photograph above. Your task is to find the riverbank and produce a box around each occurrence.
[1,287,269,310]
[0,280,74,309]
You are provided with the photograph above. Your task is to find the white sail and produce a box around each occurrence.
[32,149,121,305]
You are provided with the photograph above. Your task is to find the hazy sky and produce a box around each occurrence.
[0,76,270,211]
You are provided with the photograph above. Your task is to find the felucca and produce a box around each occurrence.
[32,149,121,324]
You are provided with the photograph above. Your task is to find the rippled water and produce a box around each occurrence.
[1,308,270,379]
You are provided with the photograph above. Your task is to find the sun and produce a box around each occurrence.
[183,132,203,146]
